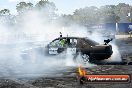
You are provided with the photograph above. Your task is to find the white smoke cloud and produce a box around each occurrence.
[0,8,90,77]
[0,4,122,78]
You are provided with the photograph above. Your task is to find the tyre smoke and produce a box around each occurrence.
[0,8,121,78]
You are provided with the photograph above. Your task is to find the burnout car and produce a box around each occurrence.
[45,37,113,63]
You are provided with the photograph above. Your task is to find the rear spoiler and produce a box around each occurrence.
[104,38,113,45]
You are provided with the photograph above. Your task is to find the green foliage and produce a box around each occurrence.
[35,0,57,11]
[1,1,132,26]
[0,9,10,15]
[72,6,99,25]
[63,3,132,26]
[16,2,33,14]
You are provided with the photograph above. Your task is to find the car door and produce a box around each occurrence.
[66,38,77,55]
[77,39,92,54]
[48,39,61,54]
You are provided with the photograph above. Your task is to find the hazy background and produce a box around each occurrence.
[1,0,132,15]
[0,0,128,77]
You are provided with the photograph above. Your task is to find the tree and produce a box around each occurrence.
[72,6,99,26]
[0,9,10,16]
[35,0,57,21]
[35,0,56,13]
[59,14,74,26]
[0,9,15,25]
[16,2,33,14]
[99,5,117,23]
[115,3,130,22]
[35,0,48,9]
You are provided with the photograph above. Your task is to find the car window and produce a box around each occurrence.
[66,38,77,47]
[49,38,78,48]
[70,39,77,45]
[84,38,99,46]
[49,38,67,47]
[49,39,61,47]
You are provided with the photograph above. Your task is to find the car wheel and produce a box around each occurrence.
[81,54,90,62]
[73,52,91,64]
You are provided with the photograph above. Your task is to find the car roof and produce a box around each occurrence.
[50,37,99,45]
[50,37,84,43]
[54,37,85,40]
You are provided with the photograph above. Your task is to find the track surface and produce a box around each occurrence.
[0,38,132,88]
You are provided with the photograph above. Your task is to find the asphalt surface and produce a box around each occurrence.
[0,38,132,88]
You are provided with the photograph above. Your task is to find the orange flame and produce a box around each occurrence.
[78,66,86,76]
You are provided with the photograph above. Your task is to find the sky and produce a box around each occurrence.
[0,0,132,15]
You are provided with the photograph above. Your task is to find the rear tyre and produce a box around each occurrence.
[81,54,91,62]
[73,52,92,64]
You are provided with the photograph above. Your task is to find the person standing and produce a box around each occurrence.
[60,32,62,37]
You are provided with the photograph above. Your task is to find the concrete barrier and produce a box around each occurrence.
[115,35,130,39]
